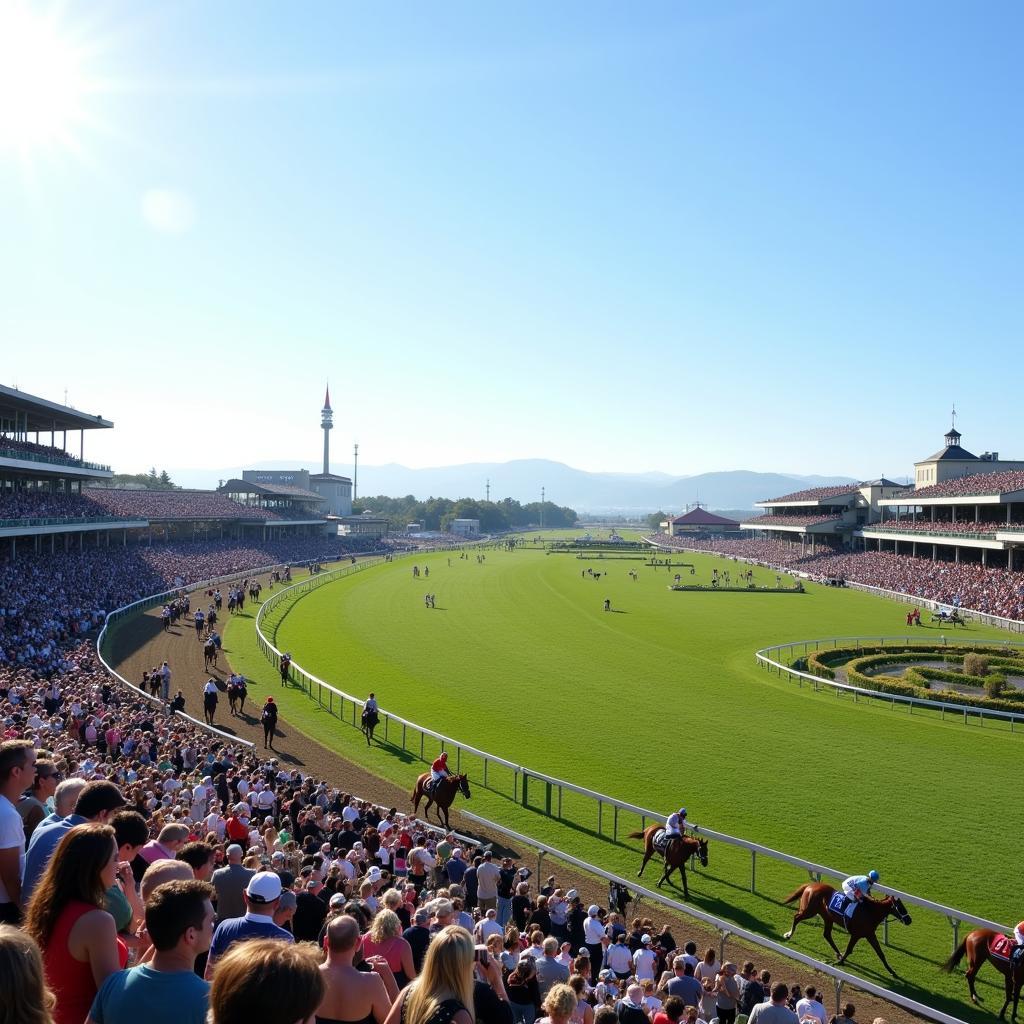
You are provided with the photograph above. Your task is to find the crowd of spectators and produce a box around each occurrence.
[758,485,859,504]
[741,515,842,529]
[83,489,322,523]
[650,536,1024,620]
[0,437,97,469]
[0,491,112,522]
[869,519,1002,536]
[910,470,1024,500]
[0,643,867,1024]
[0,537,386,676]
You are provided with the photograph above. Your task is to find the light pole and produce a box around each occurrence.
[353,443,359,502]
[540,486,545,528]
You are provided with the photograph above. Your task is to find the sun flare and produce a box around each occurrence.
[0,4,89,153]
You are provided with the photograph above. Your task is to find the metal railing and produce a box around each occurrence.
[757,636,1024,732]
[461,811,974,1024]
[95,558,360,749]
[254,571,1009,956]
[0,515,134,528]
[0,446,111,471]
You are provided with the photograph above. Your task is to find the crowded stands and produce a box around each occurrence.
[0,491,116,522]
[82,488,318,522]
[0,436,102,470]
[910,469,1024,500]
[652,537,1024,620]
[741,515,842,529]
[757,485,858,504]
[869,519,1001,535]
[0,639,836,1024]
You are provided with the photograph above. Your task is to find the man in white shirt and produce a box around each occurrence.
[475,907,503,943]
[0,740,36,921]
[795,986,828,1024]
[633,934,657,981]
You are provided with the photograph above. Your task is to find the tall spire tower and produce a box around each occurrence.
[321,385,333,475]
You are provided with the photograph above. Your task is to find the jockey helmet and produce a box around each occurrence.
[267,697,274,703]
[679,807,687,816]
[1018,921,1024,932]
[868,870,879,882]
[439,751,448,761]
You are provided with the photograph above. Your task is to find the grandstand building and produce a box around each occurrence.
[663,504,741,538]
[741,480,906,553]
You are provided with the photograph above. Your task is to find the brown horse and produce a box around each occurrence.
[783,882,911,977]
[411,772,471,829]
[943,929,1023,1021]
[628,825,709,898]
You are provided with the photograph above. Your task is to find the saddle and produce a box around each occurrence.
[990,934,1015,960]
[653,829,679,854]
[827,891,853,928]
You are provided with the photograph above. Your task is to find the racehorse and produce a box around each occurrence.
[782,882,911,977]
[203,639,217,670]
[627,825,709,899]
[943,929,1024,1021]
[361,707,380,746]
[203,689,218,726]
[411,772,471,829]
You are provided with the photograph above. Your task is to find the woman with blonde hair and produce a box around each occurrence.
[382,925,475,1024]
[567,976,594,1024]
[538,984,578,1024]
[23,824,127,1024]
[361,908,417,987]
[0,925,55,1024]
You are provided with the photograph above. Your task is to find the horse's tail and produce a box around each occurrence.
[411,780,421,809]
[784,883,810,905]
[942,937,969,973]
[627,831,646,840]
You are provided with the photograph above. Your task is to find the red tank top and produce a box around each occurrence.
[44,900,128,1024]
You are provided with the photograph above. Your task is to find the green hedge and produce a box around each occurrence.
[801,645,1024,715]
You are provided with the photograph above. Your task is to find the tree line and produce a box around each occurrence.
[354,495,578,533]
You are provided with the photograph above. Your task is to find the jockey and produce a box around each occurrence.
[365,692,378,714]
[430,751,450,789]
[664,807,687,839]
[842,871,879,916]
[1014,921,1024,947]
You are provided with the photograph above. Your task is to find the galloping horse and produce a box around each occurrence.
[783,882,911,977]
[943,929,1024,1021]
[411,772,471,829]
[361,707,380,746]
[628,825,709,899]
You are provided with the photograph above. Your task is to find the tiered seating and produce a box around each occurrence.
[760,484,857,503]
[870,519,1001,535]
[0,436,99,468]
[0,491,121,521]
[743,514,842,528]
[911,470,1024,499]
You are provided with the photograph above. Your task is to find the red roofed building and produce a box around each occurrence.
[665,504,741,537]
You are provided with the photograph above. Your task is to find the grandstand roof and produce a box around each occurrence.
[219,478,325,501]
[860,478,907,488]
[310,472,352,483]
[670,507,740,527]
[0,384,113,431]
[919,442,979,463]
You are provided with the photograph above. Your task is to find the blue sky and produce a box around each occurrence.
[1,1,1021,485]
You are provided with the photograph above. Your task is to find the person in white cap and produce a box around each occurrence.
[583,904,606,980]
[633,934,657,981]
[205,870,293,976]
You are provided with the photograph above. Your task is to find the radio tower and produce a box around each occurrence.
[486,478,490,502]
[320,385,333,475]
[353,442,359,501]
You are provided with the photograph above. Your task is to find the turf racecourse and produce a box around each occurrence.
[224,539,1021,1021]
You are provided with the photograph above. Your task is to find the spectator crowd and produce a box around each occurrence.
[648,537,1024,620]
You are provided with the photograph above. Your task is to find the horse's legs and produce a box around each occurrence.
[637,847,652,878]
[679,863,689,900]
[782,900,816,943]
[822,918,842,958]
[964,952,982,1004]
[862,932,899,978]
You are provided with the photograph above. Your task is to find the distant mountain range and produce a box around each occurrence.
[170,458,864,514]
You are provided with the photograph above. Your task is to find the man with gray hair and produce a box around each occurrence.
[210,844,253,922]
[535,936,570,999]
[38,776,86,829]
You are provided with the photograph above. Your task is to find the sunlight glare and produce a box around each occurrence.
[0,5,86,151]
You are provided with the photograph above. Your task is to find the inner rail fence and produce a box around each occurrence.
[96,553,383,748]
[756,636,1024,731]
[254,567,1010,960]
[460,811,973,1024]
